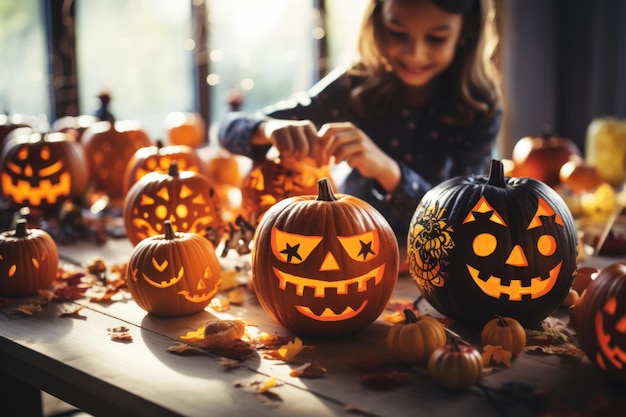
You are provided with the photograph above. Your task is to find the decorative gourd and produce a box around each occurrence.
[576,261,626,382]
[123,139,209,194]
[123,161,224,247]
[0,131,89,209]
[480,315,527,356]
[241,157,332,224]
[0,219,59,297]
[386,309,447,364]
[428,339,483,390]
[81,119,152,201]
[126,220,221,316]
[408,159,578,327]
[251,177,399,337]
[164,111,207,148]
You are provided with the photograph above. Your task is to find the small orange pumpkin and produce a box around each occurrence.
[126,220,222,317]
[0,219,59,297]
[387,309,447,364]
[428,339,484,390]
[480,315,527,356]
[164,111,207,148]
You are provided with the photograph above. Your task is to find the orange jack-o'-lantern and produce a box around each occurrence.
[408,159,578,327]
[0,219,59,297]
[241,157,332,223]
[577,261,626,382]
[0,131,89,209]
[123,161,224,247]
[81,119,152,201]
[252,177,399,337]
[126,220,221,316]
[123,139,209,194]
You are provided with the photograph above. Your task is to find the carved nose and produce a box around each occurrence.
[506,245,528,267]
[320,252,340,271]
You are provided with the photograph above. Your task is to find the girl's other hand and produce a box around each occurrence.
[261,119,320,162]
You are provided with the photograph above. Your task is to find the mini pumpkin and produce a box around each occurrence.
[251,177,399,337]
[576,261,626,382]
[480,315,527,356]
[126,220,222,317]
[164,111,207,148]
[387,309,447,364]
[0,218,59,297]
[123,161,224,247]
[428,339,484,390]
[0,131,89,209]
[408,159,578,327]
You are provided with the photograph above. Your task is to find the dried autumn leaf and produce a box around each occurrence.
[482,344,512,367]
[59,304,87,319]
[263,337,309,362]
[525,343,585,365]
[289,361,327,378]
[107,326,132,342]
[208,297,230,312]
[250,332,290,349]
[15,304,42,316]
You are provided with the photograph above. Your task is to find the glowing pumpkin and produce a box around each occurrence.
[123,161,224,247]
[241,157,332,224]
[123,139,209,194]
[0,131,89,209]
[251,177,399,337]
[408,159,578,327]
[576,261,626,382]
[0,219,59,297]
[81,119,152,201]
[126,220,221,316]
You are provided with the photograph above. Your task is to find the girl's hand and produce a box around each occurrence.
[319,122,401,192]
[259,119,321,162]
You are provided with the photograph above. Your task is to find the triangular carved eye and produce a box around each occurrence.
[271,227,322,264]
[463,196,506,226]
[528,197,565,229]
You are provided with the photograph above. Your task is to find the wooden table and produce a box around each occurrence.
[1,238,625,417]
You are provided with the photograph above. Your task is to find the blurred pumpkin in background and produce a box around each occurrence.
[585,117,626,187]
[164,111,207,148]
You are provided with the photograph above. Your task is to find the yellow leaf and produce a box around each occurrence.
[482,344,512,367]
[258,376,277,393]
[180,325,205,342]
[278,337,304,362]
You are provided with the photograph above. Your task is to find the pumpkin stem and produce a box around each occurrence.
[494,314,509,328]
[169,160,180,177]
[316,177,337,202]
[15,218,28,238]
[156,139,164,149]
[403,309,419,324]
[164,220,176,240]
[486,159,506,188]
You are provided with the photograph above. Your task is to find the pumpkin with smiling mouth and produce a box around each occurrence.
[408,159,578,327]
[251,177,399,337]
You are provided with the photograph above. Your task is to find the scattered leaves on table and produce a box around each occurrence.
[525,343,585,365]
[107,326,132,342]
[234,376,284,407]
[59,304,87,319]
[14,303,43,316]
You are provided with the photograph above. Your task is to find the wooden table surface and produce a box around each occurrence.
[1,238,625,417]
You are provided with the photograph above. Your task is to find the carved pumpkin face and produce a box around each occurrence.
[123,162,224,248]
[241,157,332,224]
[577,261,626,382]
[126,221,222,316]
[0,132,89,208]
[0,219,59,297]
[408,160,578,327]
[252,178,399,337]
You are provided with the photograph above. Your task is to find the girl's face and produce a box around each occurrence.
[381,0,463,88]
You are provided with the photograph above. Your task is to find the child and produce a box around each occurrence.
[218,0,502,259]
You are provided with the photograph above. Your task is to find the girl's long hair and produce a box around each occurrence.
[348,0,501,124]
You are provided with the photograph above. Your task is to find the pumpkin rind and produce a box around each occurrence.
[576,261,626,382]
[126,220,222,317]
[387,309,447,364]
[0,219,59,297]
[428,340,483,390]
[251,177,399,337]
[480,315,527,356]
[408,159,578,327]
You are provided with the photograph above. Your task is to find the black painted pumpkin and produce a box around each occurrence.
[252,177,399,337]
[407,159,578,327]
[576,261,626,382]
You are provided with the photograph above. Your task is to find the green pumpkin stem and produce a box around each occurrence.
[403,309,419,324]
[169,160,179,177]
[316,177,337,202]
[486,159,506,188]
[164,220,175,240]
[15,218,28,238]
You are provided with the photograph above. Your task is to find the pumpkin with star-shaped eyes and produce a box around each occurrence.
[0,219,59,297]
[251,177,399,337]
[408,159,578,328]
[0,131,89,209]
[576,261,626,382]
[123,139,209,195]
[240,157,332,224]
[126,220,222,316]
[123,161,224,248]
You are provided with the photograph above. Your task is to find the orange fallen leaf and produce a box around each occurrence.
[107,326,132,342]
[482,344,512,367]
[59,304,87,318]
[14,304,42,316]
[263,337,310,362]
